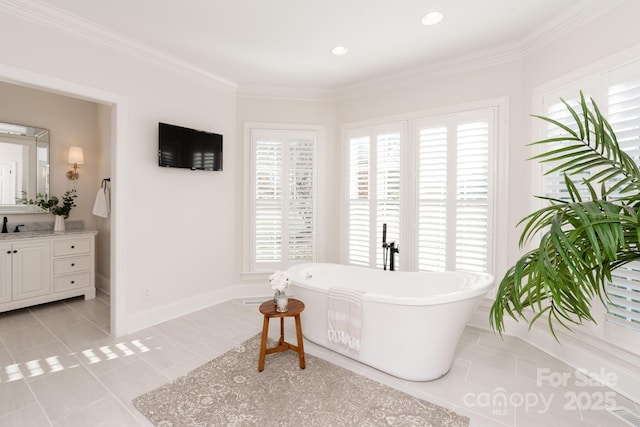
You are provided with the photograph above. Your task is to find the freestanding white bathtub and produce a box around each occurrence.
[287,263,494,381]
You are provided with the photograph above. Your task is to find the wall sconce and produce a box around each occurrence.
[66,146,84,180]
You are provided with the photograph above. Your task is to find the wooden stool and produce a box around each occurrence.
[258,298,305,372]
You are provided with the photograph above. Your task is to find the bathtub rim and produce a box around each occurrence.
[287,262,494,306]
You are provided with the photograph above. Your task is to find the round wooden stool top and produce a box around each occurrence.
[259,298,304,317]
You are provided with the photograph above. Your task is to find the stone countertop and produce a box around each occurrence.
[0,229,98,240]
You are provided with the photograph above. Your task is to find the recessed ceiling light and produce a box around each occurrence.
[421,11,443,26]
[331,46,349,56]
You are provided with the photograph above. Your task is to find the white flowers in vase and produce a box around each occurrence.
[268,270,290,293]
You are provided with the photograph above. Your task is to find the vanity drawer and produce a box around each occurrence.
[53,238,91,257]
[53,272,90,292]
[53,255,90,275]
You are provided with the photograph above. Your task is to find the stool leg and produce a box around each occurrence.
[258,315,270,372]
[294,314,305,369]
[278,317,285,346]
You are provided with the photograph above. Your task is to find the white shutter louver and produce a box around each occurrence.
[376,132,401,269]
[416,111,494,273]
[456,121,490,273]
[254,139,282,263]
[605,77,640,331]
[348,136,370,266]
[347,126,403,269]
[418,126,447,272]
[345,110,496,272]
[251,129,316,270]
[288,138,315,261]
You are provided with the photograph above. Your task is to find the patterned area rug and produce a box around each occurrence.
[133,334,469,426]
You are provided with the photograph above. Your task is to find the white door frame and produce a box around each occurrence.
[0,64,128,336]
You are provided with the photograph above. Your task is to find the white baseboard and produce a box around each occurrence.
[122,284,273,335]
[469,298,640,405]
[95,272,111,295]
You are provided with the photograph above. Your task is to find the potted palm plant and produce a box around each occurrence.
[490,92,640,339]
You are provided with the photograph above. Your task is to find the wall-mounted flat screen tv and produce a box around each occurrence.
[158,122,223,171]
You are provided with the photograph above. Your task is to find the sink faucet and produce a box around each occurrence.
[1,217,7,234]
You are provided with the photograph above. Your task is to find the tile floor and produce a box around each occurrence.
[0,292,638,426]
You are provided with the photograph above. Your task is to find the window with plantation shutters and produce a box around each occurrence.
[345,109,498,272]
[605,71,640,332]
[416,110,495,273]
[249,128,317,271]
[540,61,640,334]
[347,125,403,269]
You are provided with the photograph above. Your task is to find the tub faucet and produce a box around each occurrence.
[381,223,399,271]
[385,241,399,271]
[1,217,7,234]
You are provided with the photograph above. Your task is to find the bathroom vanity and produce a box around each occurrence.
[0,230,97,313]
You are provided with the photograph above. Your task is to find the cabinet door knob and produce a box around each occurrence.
[12,250,17,253]
[6,251,10,254]
[71,263,75,267]
[70,281,75,284]
[71,245,75,249]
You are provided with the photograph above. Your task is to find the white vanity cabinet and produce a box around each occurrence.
[0,242,12,304]
[0,240,52,303]
[52,237,94,294]
[0,231,96,313]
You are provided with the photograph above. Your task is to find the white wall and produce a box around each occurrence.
[0,6,237,333]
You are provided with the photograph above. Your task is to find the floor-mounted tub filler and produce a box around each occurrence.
[287,263,494,381]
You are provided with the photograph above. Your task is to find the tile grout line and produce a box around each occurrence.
[43,311,164,425]
[2,310,55,426]
[22,296,149,425]
[58,296,167,425]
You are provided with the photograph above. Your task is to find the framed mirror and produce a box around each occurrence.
[0,122,49,214]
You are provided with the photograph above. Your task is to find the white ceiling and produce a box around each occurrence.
[37,0,609,90]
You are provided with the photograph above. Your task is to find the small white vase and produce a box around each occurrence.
[274,290,288,312]
[54,215,65,231]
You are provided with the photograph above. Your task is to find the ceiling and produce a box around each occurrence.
[37,0,610,90]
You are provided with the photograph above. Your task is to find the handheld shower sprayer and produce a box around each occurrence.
[382,223,387,244]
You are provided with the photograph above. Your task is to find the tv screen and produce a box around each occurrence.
[158,122,223,171]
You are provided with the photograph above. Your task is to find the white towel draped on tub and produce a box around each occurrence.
[327,288,364,356]
[92,180,110,218]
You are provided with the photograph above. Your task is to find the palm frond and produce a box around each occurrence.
[490,92,640,338]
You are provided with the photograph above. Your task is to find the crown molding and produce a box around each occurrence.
[0,0,237,96]
[337,0,627,102]
[236,84,336,102]
[1,0,627,102]
[336,42,524,101]
[521,0,626,56]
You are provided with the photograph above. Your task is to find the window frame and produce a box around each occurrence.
[414,108,497,274]
[340,98,508,275]
[243,122,321,275]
